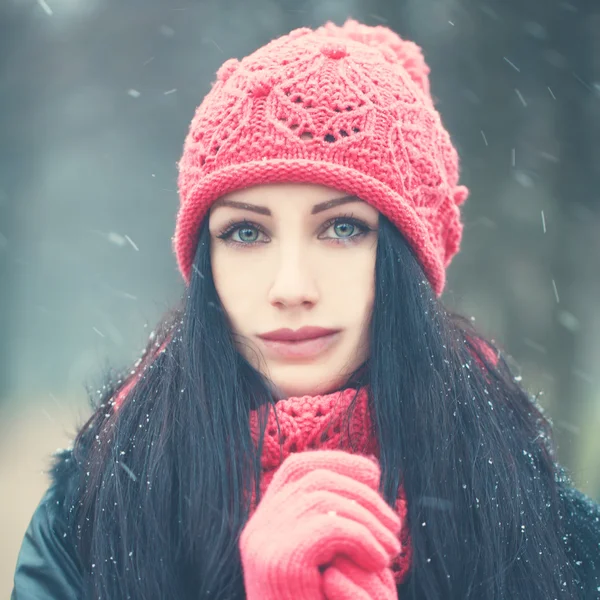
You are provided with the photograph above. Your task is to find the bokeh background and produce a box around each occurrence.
[1,0,599,595]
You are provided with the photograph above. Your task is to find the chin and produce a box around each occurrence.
[268,365,347,400]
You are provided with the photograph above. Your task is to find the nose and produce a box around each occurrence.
[267,243,319,309]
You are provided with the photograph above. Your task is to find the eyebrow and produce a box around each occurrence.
[211,195,362,216]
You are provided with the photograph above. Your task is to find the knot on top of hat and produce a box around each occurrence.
[318,19,431,97]
[320,41,348,59]
[249,78,272,98]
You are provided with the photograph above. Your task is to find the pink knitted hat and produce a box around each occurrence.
[175,19,469,296]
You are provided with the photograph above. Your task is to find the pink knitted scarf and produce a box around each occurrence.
[249,387,412,585]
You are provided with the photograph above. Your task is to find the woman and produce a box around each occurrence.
[11,19,600,600]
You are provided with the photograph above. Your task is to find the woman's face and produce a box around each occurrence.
[209,183,378,399]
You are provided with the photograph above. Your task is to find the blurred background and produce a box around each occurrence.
[1,0,599,594]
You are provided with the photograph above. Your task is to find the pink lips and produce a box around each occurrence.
[257,326,340,360]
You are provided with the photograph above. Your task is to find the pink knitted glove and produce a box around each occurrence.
[239,450,401,600]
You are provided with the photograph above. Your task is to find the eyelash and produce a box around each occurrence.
[216,214,372,248]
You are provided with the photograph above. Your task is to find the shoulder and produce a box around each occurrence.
[11,447,84,600]
[32,443,82,536]
[560,484,600,597]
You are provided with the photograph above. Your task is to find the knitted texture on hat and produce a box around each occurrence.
[318,19,432,99]
[175,19,468,296]
[249,387,412,585]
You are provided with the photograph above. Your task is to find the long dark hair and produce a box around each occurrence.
[70,216,579,599]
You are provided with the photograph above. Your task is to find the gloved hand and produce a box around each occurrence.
[239,450,401,600]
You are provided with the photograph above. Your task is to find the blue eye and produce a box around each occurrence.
[333,222,356,238]
[216,220,268,246]
[235,226,260,243]
[321,217,370,243]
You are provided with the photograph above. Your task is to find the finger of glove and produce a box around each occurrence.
[322,568,397,600]
[323,557,397,600]
[263,470,401,538]
[300,514,391,573]
[289,490,400,559]
[266,450,381,497]
[322,566,373,600]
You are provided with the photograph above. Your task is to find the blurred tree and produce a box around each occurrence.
[546,0,600,493]
[0,6,27,405]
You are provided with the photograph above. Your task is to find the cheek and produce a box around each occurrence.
[211,247,267,332]
[319,247,375,325]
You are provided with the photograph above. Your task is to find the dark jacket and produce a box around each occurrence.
[11,446,600,599]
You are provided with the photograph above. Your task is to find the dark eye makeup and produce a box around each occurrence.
[215,214,374,248]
